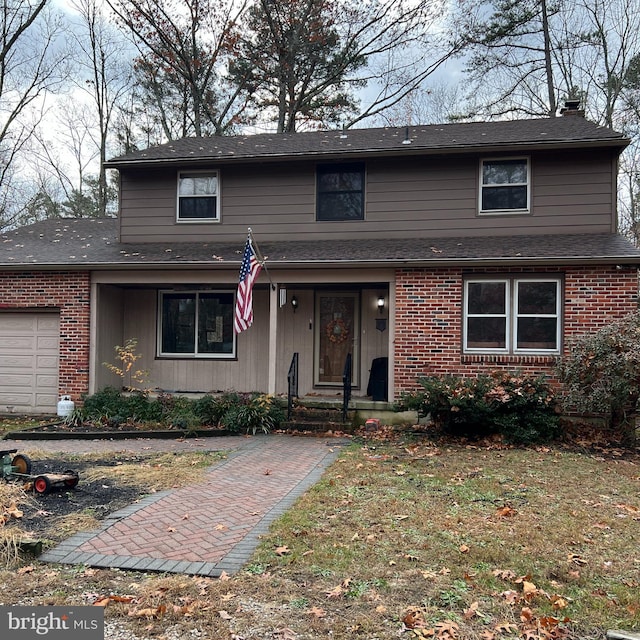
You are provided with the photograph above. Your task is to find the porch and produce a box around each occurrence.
[91,268,395,402]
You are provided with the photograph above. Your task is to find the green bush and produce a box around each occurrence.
[220,393,286,434]
[81,386,160,424]
[193,392,244,427]
[82,386,128,418]
[485,371,560,443]
[79,387,286,434]
[397,371,559,444]
[557,312,640,436]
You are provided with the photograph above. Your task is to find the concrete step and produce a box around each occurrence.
[281,405,352,433]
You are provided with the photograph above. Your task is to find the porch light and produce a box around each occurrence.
[377,295,385,314]
[291,295,299,313]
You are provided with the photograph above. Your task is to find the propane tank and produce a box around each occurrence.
[57,395,75,418]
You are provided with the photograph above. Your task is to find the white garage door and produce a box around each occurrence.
[0,312,60,414]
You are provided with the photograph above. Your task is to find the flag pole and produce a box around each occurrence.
[248,227,276,291]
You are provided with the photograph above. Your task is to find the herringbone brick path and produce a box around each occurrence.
[38,435,345,576]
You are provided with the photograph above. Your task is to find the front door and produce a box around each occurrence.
[315,292,359,387]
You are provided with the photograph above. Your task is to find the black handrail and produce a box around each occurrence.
[287,352,299,419]
[342,353,352,423]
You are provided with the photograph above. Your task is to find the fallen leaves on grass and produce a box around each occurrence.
[17,564,34,575]
[402,609,460,639]
[128,605,167,619]
[93,594,135,607]
[5,502,23,521]
[495,505,517,518]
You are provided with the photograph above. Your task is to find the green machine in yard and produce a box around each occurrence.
[0,448,79,494]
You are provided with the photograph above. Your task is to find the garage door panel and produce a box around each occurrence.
[37,355,58,368]
[36,317,59,332]
[0,372,36,384]
[1,355,34,368]
[0,312,59,413]
[0,392,34,405]
[36,336,59,350]
[0,337,36,350]
[0,317,37,331]
[36,374,57,387]
[36,392,58,407]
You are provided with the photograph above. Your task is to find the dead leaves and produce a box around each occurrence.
[93,594,135,607]
[0,500,23,525]
[402,608,460,639]
[490,570,571,639]
[495,505,517,518]
[128,604,167,619]
[92,592,222,622]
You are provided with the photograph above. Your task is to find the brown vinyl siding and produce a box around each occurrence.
[118,149,617,244]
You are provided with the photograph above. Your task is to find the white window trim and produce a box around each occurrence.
[176,170,220,223]
[464,277,561,355]
[464,279,510,353]
[513,279,561,354]
[478,156,530,215]
[157,289,236,359]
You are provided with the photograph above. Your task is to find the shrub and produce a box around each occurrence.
[80,388,286,434]
[220,393,286,434]
[484,371,560,444]
[82,387,159,425]
[163,396,200,431]
[82,386,126,418]
[193,392,244,427]
[557,312,640,437]
[397,375,494,437]
[397,371,559,444]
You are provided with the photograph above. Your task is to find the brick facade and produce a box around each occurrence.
[394,265,639,393]
[0,271,91,403]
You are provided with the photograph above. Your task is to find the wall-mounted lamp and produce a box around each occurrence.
[376,294,386,332]
[291,295,299,313]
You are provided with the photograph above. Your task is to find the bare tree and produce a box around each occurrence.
[67,0,132,216]
[0,0,66,229]
[376,81,466,127]
[106,0,249,139]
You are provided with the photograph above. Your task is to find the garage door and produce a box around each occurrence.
[0,312,60,414]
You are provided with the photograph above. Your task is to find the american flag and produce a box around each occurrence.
[234,237,263,334]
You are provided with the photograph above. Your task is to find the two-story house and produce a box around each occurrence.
[1,109,639,414]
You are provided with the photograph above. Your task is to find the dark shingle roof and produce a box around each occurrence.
[1,218,638,269]
[106,117,629,167]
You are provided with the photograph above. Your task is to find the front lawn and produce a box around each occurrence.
[0,432,638,640]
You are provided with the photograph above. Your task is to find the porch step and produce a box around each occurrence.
[280,405,353,434]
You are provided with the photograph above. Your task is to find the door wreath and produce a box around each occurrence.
[326,318,349,344]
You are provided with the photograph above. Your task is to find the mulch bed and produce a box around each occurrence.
[4,455,149,544]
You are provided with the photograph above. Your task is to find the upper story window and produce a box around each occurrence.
[464,277,560,354]
[177,172,219,222]
[316,163,365,221]
[479,158,529,214]
[159,290,235,358]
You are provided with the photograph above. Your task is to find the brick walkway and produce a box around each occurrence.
[37,434,346,577]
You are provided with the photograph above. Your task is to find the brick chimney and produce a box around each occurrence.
[560,99,585,117]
